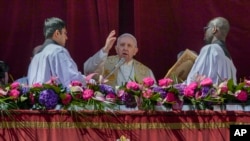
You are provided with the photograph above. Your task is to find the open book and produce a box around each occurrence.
[165,49,197,81]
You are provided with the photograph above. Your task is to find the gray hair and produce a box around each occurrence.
[117,33,137,48]
[43,17,66,39]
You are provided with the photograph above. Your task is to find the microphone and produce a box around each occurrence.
[104,58,126,80]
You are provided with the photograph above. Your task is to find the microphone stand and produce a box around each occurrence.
[103,58,126,80]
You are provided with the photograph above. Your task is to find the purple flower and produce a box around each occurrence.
[39,89,59,109]
[124,93,137,108]
[152,86,166,98]
[173,84,186,96]
[99,84,115,94]
[201,86,211,98]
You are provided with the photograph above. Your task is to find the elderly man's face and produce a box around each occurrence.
[115,36,138,62]
[203,22,214,45]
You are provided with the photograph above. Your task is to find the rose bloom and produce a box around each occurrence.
[244,79,250,87]
[10,82,20,89]
[70,80,82,87]
[9,89,20,100]
[188,82,198,90]
[143,77,155,87]
[165,92,176,102]
[200,78,213,86]
[235,90,248,102]
[126,81,140,91]
[142,89,153,99]
[82,89,94,100]
[62,93,72,105]
[183,87,195,98]
[158,78,173,87]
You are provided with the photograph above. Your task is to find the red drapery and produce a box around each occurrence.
[1,1,250,81]
[1,110,250,141]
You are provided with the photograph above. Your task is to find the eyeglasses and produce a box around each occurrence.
[203,26,211,31]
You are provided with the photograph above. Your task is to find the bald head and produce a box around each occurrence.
[209,17,230,37]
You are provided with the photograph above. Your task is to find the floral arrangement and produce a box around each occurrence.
[0,75,250,111]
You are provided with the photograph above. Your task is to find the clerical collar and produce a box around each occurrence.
[35,39,58,55]
[213,40,232,60]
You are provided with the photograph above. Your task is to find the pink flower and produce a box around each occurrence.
[9,89,20,100]
[0,88,7,96]
[218,81,228,94]
[142,89,153,99]
[10,82,20,89]
[184,87,195,98]
[200,78,213,86]
[158,78,173,87]
[235,90,248,102]
[126,81,140,91]
[195,91,202,100]
[70,80,82,87]
[106,94,116,102]
[61,93,72,105]
[143,77,155,87]
[244,79,250,87]
[32,83,43,88]
[46,76,58,85]
[117,90,125,97]
[188,82,198,90]
[165,92,176,102]
[82,89,94,100]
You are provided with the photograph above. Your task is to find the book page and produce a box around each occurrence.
[165,49,197,81]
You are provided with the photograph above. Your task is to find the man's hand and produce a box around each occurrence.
[103,30,116,53]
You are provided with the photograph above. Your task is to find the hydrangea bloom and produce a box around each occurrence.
[39,89,59,109]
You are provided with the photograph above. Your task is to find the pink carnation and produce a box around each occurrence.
[126,81,140,91]
[10,82,20,89]
[235,90,248,102]
[9,89,20,100]
[158,78,173,87]
[61,93,72,105]
[200,78,213,86]
[82,89,94,100]
[142,89,153,99]
[143,77,155,87]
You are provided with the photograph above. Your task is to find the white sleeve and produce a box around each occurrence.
[83,49,108,75]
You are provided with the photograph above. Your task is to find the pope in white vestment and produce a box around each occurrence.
[84,30,155,87]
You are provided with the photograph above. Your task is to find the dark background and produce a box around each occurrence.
[0,0,249,83]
